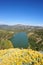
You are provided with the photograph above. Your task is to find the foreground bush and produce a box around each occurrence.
[0,48,43,65]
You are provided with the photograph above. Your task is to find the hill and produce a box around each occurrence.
[0,24,43,51]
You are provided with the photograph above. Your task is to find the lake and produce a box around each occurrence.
[10,32,29,48]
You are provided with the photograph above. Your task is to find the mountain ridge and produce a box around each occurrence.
[0,24,43,30]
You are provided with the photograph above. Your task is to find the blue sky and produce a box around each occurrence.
[0,0,43,26]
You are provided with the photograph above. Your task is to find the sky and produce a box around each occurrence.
[0,0,43,26]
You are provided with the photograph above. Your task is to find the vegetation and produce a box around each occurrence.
[0,30,14,49]
[27,29,43,51]
[0,27,43,65]
[0,39,13,49]
[0,48,43,65]
[0,28,43,51]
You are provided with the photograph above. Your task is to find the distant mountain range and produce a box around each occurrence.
[0,24,43,30]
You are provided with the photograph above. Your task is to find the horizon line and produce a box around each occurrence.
[0,23,43,27]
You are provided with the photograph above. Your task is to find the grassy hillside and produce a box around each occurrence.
[0,28,43,51]
[0,39,13,49]
[27,29,43,51]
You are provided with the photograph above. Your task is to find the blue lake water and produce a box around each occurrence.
[10,32,28,48]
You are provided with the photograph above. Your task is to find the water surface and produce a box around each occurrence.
[10,32,28,48]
